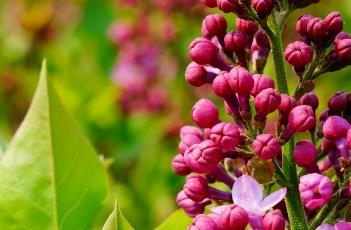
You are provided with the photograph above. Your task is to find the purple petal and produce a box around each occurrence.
[232,175,263,212]
[258,187,287,212]
[210,205,229,214]
[316,224,335,230]
[248,212,263,230]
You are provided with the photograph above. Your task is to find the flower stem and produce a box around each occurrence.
[261,13,308,230]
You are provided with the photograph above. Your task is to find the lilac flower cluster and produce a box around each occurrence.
[172,0,351,229]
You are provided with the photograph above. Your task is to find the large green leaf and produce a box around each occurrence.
[102,200,134,230]
[155,210,192,230]
[0,61,109,229]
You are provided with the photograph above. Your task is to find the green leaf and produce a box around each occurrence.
[102,200,134,230]
[0,61,109,229]
[155,210,192,230]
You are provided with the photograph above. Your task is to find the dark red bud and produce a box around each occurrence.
[296,14,313,36]
[200,0,218,8]
[279,94,297,113]
[307,17,327,43]
[284,41,313,72]
[250,74,274,96]
[189,37,218,65]
[228,67,254,94]
[293,140,317,168]
[236,18,258,35]
[328,91,347,112]
[254,88,281,116]
[252,134,281,160]
[336,38,351,64]
[192,99,220,128]
[325,11,343,36]
[252,0,273,18]
[217,0,242,13]
[224,31,251,52]
[299,92,319,110]
[255,30,270,48]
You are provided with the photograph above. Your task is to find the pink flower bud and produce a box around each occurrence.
[288,105,315,132]
[252,0,273,18]
[179,134,202,154]
[293,140,317,168]
[177,191,207,217]
[213,72,233,97]
[262,210,286,230]
[296,14,313,36]
[299,173,333,210]
[323,116,351,141]
[299,92,319,111]
[279,94,297,114]
[307,17,327,43]
[224,31,251,52]
[217,0,242,13]
[252,134,281,160]
[335,221,351,230]
[218,204,249,230]
[254,88,281,117]
[227,67,254,94]
[202,14,228,40]
[346,129,351,150]
[172,154,191,175]
[210,122,240,149]
[236,18,258,35]
[184,140,222,173]
[188,214,218,230]
[189,37,218,65]
[184,174,209,202]
[334,32,351,45]
[185,62,213,87]
[328,92,347,112]
[250,74,275,97]
[192,99,219,128]
[200,0,218,8]
[325,11,343,36]
[336,38,351,64]
[284,41,313,72]
[180,126,203,140]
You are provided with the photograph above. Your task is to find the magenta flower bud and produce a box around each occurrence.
[177,191,207,217]
[334,32,351,45]
[307,17,327,43]
[254,88,281,118]
[188,214,217,230]
[323,116,351,141]
[262,210,285,230]
[347,129,351,150]
[172,154,191,175]
[284,41,313,72]
[279,94,297,114]
[185,62,216,87]
[200,0,218,8]
[189,38,219,65]
[325,11,343,36]
[217,0,242,13]
[293,140,317,168]
[184,174,209,202]
[236,18,258,35]
[288,105,315,132]
[299,173,333,210]
[328,92,347,112]
[210,122,240,149]
[227,67,254,94]
[218,204,249,230]
[184,140,222,173]
[296,14,313,36]
[202,14,228,40]
[192,99,219,128]
[213,72,233,98]
[179,134,202,155]
[335,221,351,230]
[180,126,203,140]
[252,134,281,160]
[336,38,351,64]
[252,0,273,18]
[224,31,251,52]
[299,92,319,111]
[250,74,274,96]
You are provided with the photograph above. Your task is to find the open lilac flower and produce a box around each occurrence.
[212,175,287,229]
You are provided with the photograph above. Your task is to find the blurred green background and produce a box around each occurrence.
[0,0,350,229]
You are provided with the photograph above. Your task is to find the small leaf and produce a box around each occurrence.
[247,157,274,184]
[0,61,109,229]
[102,200,134,230]
[155,210,192,230]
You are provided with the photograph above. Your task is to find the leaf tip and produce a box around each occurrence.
[40,59,47,81]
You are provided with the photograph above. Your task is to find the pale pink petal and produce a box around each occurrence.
[232,175,263,212]
[258,187,287,212]
[316,224,335,230]
[210,205,230,214]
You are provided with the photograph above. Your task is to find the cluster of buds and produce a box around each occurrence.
[284,12,351,97]
[172,1,351,229]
